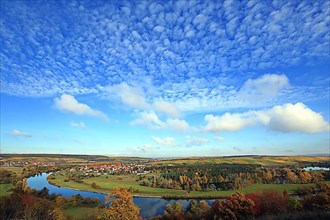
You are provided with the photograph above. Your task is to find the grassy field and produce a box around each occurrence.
[64,207,103,219]
[50,173,185,197]
[0,166,24,174]
[49,172,328,198]
[0,184,12,196]
[151,156,330,166]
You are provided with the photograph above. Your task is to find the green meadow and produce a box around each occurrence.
[49,172,329,198]
[0,184,12,196]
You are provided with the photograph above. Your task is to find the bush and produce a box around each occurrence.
[75,179,83,183]
[91,182,100,189]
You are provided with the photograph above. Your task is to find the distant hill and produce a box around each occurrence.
[0,154,149,163]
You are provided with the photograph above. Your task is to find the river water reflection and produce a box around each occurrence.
[27,173,210,218]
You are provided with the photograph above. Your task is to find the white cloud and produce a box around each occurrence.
[138,144,154,151]
[204,102,329,133]
[11,129,32,137]
[54,94,109,121]
[71,122,86,129]
[106,82,148,109]
[131,111,190,132]
[166,118,190,132]
[153,100,180,117]
[204,112,255,132]
[214,136,224,141]
[266,103,330,133]
[152,137,176,146]
[130,111,165,129]
[238,74,290,102]
[185,136,209,147]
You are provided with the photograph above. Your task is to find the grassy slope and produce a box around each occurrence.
[50,173,328,198]
[0,184,12,196]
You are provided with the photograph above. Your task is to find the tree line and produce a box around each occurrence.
[139,164,328,191]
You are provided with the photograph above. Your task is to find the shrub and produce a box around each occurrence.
[91,182,100,189]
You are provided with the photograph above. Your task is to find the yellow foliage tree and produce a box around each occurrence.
[102,187,140,220]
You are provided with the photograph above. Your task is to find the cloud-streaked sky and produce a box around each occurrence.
[1,0,329,157]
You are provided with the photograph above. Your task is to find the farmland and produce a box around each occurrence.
[149,156,330,166]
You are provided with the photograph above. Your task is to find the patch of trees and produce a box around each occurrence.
[59,194,99,209]
[140,164,328,191]
[0,187,59,220]
[0,185,101,220]
[155,183,330,220]
[0,169,15,184]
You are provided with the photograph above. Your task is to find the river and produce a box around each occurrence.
[26,173,210,218]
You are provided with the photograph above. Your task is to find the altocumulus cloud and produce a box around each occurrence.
[54,94,109,121]
[204,103,329,133]
[11,129,32,137]
[106,82,148,109]
[237,74,290,103]
[107,82,181,117]
[1,0,329,113]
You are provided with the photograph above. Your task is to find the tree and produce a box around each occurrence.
[23,198,55,220]
[54,196,65,220]
[248,191,288,216]
[200,200,210,214]
[302,192,330,211]
[298,170,312,183]
[163,201,185,220]
[102,187,139,220]
[287,197,302,211]
[212,193,254,220]
[186,200,202,219]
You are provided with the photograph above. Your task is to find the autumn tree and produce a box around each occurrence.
[212,193,254,220]
[54,196,66,220]
[163,201,185,220]
[102,187,139,220]
[186,200,201,219]
[248,191,288,216]
[297,170,312,183]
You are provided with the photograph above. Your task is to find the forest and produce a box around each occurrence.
[139,163,329,191]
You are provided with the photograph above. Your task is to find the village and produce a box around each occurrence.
[69,162,150,176]
[0,161,56,167]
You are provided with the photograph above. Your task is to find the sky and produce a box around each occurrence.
[0,0,329,157]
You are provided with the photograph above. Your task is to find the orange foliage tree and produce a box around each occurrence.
[102,187,140,220]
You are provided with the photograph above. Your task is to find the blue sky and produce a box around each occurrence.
[1,0,329,157]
